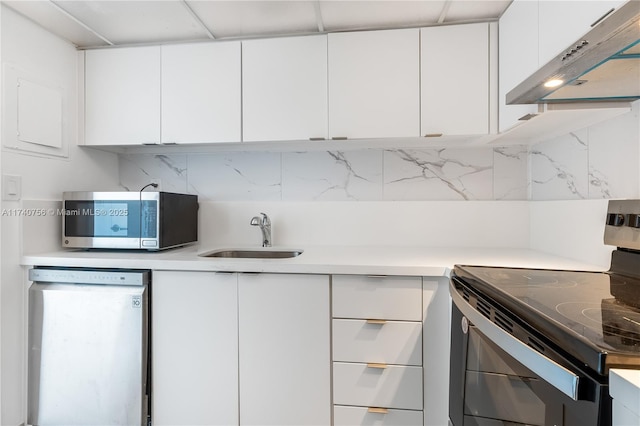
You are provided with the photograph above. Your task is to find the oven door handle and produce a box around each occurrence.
[450,281,580,401]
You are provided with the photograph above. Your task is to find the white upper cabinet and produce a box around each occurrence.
[242,35,328,142]
[498,0,628,134]
[162,42,241,144]
[498,0,540,133]
[538,0,627,66]
[421,23,494,136]
[328,29,420,139]
[85,46,161,145]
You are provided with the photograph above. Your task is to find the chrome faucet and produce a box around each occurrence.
[250,212,272,247]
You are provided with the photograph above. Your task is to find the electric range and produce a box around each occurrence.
[449,199,640,426]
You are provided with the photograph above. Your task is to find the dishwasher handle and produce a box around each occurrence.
[29,268,149,286]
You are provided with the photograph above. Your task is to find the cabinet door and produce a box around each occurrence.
[538,0,626,66]
[328,29,420,139]
[498,0,539,132]
[152,271,239,426]
[242,35,328,142]
[85,46,160,145]
[238,273,330,425]
[162,42,241,144]
[421,23,490,136]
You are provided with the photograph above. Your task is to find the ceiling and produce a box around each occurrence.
[2,0,512,49]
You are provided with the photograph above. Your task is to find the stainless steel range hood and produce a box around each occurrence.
[507,1,640,104]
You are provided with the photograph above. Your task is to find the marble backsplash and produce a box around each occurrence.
[119,102,639,202]
[120,146,529,201]
[531,101,640,200]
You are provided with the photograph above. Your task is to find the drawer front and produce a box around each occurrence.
[334,405,423,426]
[332,275,422,321]
[333,319,422,366]
[333,362,423,410]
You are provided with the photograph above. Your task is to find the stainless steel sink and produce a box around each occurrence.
[199,248,303,259]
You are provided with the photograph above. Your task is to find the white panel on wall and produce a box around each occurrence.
[17,78,62,148]
[3,64,68,157]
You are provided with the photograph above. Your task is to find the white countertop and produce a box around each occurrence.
[21,244,606,276]
[610,369,640,425]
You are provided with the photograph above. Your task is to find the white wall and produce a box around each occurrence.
[0,6,120,424]
[528,101,640,267]
[197,200,531,249]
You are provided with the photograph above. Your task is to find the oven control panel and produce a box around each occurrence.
[604,199,640,250]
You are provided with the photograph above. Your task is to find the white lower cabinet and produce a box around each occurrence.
[333,362,423,410]
[153,271,330,426]
[333,319,422,365]
[152,271,239,426]
[153,270,447,426]
[332,275,425,424]
[238,273,331,426]
[334,405,425,426]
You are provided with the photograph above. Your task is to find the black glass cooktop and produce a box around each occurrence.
[453,259,640,375]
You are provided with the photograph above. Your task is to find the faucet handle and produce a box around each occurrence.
[260,212,271,226]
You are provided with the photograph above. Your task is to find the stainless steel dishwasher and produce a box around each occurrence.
[28,267,150,426]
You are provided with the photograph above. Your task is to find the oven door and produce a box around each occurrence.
[449,279,610,426]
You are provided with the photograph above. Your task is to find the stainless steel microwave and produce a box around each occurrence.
[62,191,198,250]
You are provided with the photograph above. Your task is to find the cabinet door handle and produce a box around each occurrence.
[366,319,387,325]
[366,363,387,369]
[367,407,389,414]
[331,136,348,140]
[423,133,443,137]
[309,137,325,141]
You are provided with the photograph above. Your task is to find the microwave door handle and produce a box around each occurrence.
[450,281,580,401]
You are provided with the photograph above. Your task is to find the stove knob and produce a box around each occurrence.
[607,213,625,226]
[628,214,640,229]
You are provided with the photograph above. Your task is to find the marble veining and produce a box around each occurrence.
[384,148,493,200]
[282,150,382,201]
[588,167,612,199]
[494,146,529,200]
[187,152,281,201]
[117,101,639,203]
[119,154,188,193]
[531,131,589,200]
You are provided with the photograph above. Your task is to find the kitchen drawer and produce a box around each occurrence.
[333,362,423,410]
[332,275,422,321]
[333,319,422,366]
[334,405,423,426]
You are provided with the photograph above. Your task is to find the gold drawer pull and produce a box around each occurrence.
[368,407,389,414]
[366,319,387,325]
[367,363,387,369]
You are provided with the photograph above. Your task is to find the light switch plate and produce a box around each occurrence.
[2,174,22,201]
